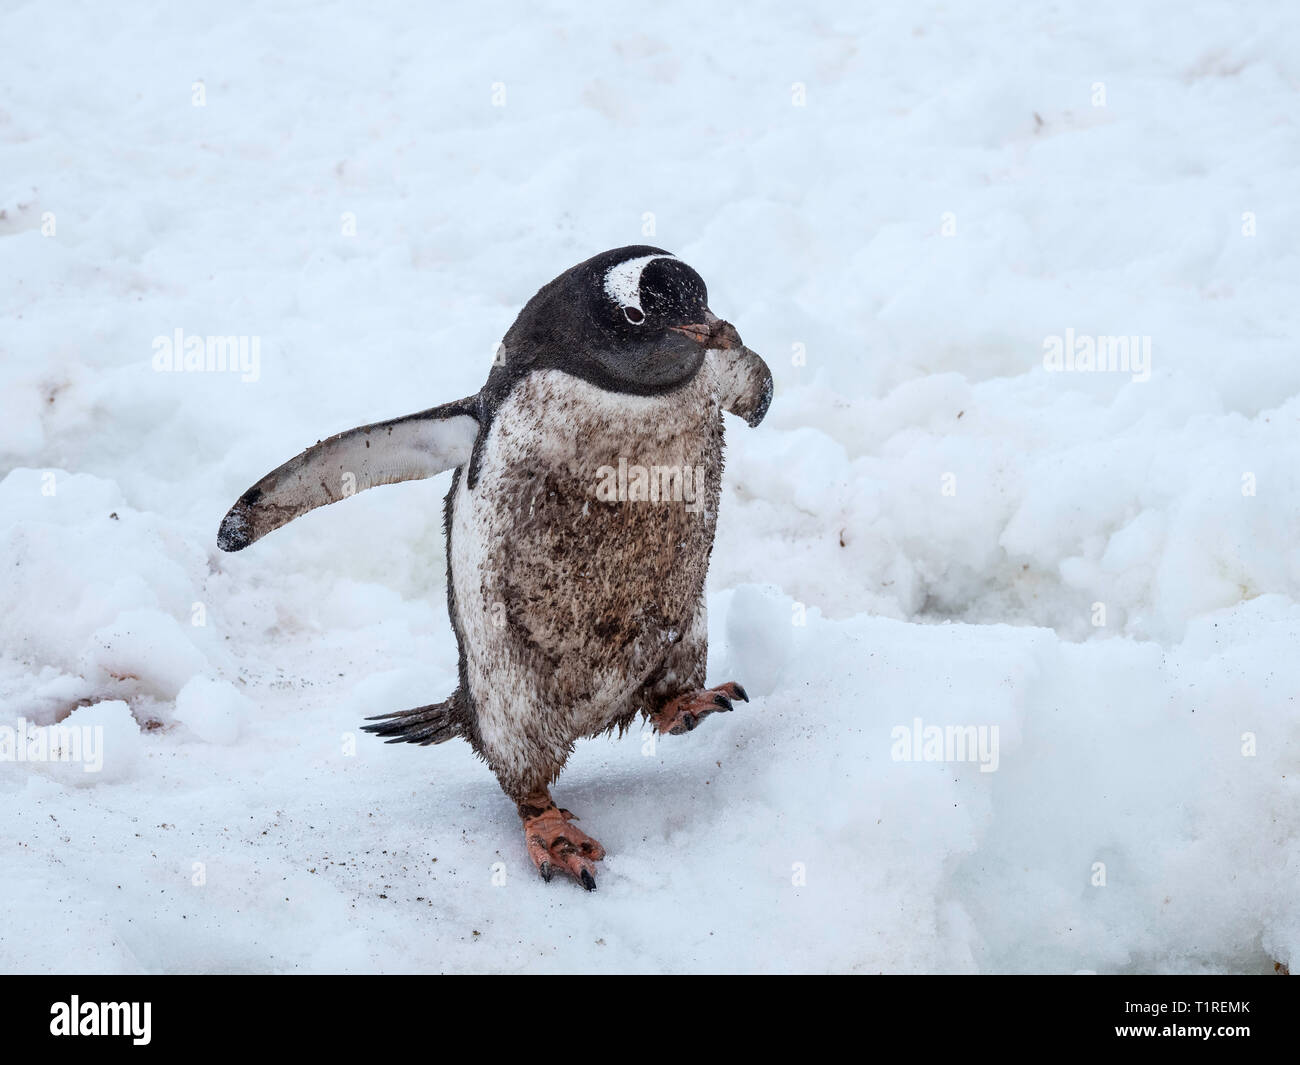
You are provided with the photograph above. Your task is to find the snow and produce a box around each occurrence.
[2,0,1298,973]
[173,677,250,747]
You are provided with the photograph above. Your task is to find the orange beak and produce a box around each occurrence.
[670,311,743,350]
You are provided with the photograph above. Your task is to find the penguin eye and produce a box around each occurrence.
[622,306,645,325]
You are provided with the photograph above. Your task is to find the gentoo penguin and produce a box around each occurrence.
[217,246,773,890]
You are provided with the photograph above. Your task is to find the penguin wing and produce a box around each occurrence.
[217,398,480,551]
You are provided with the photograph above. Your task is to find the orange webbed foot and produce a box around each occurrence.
[523,807,606,890]
[650,681,749,736]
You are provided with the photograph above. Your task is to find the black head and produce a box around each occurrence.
[465,245,772,487]
[497,245,725,395]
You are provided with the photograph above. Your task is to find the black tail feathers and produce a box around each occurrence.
[361,692,465,746]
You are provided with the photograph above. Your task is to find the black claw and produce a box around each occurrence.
[683,712,698,731]
[713,694,734,711]
[539,860,553,883]
[579,869,597,892]
[733,684,749,703]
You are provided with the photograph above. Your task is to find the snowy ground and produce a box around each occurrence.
[2,0,1298,973]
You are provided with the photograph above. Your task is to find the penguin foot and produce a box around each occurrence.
[522,807,606,890]
[650,682,749,736]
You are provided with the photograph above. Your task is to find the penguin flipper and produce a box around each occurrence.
[217,398,479,551]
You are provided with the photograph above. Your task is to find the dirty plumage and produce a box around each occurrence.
[218,246,773,890]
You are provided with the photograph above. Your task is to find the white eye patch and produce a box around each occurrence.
[603,254,676,317]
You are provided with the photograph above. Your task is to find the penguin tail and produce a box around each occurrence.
[361,692,465,746]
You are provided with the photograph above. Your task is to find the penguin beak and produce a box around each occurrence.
[671,310,743,350]
[672,311,773,427]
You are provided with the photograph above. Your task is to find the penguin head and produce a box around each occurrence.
[499,245,760,400]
